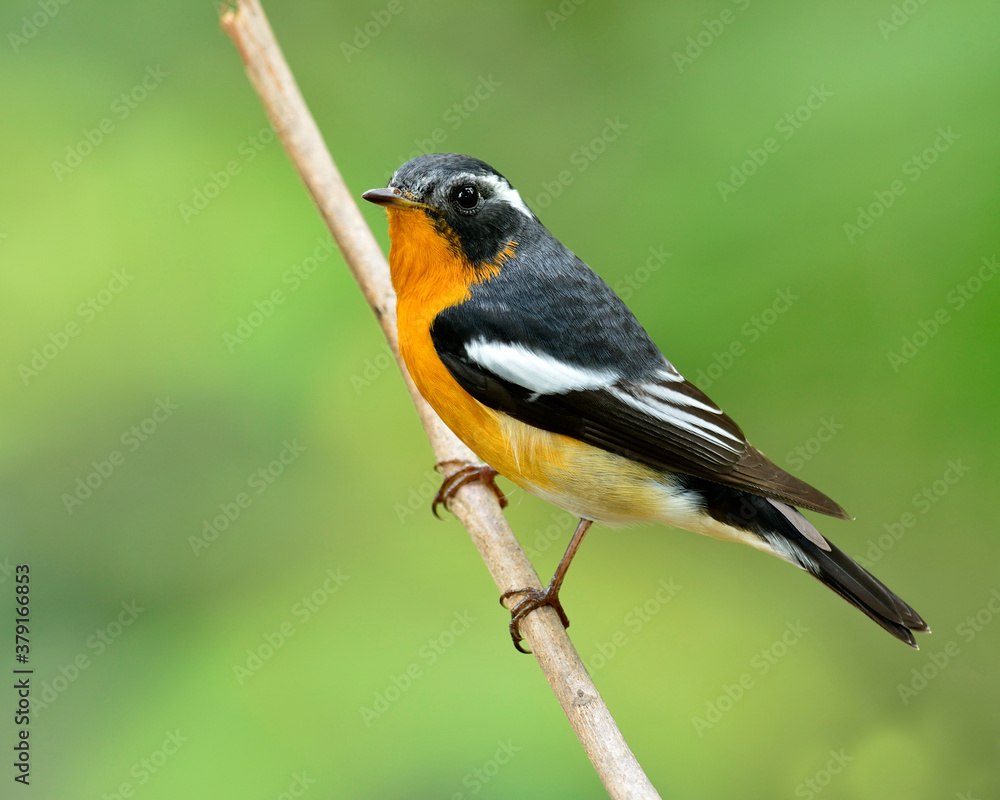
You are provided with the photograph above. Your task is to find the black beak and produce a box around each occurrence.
[361,187,423,208]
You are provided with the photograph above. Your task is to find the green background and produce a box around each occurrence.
[2,1,998,798]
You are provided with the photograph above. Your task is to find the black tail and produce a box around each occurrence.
[690,479,931,647]
[762,496,930,647]
[793,527,929,648]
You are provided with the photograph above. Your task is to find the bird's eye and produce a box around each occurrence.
[454,185,480,211]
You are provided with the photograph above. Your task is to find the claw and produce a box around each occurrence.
[501,587,571,654]
[432,461,508,519]
[498,518,593,654]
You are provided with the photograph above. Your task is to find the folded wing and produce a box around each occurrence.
[432,317,849,519]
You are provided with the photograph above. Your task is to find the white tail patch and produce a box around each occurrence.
[767,498,831,552]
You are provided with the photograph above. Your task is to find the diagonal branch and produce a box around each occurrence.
[220,3,661,797]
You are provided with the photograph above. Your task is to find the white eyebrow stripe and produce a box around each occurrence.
[479,174,533,218]
[465,339,618,395]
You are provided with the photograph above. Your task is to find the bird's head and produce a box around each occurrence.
[363,153,534,268]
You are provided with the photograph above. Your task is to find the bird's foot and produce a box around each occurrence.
[432,461,508,519]
[500,583,570,654]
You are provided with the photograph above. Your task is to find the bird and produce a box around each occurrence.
[362,152,929,653]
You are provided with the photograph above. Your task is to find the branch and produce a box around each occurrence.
[220,4,661,797]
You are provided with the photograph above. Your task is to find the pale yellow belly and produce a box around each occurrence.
[458,407,705,528]
[438,399,769,555]
[397,301,759,546]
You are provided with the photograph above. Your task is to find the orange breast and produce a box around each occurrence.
[384,206,680,525]
[386,207,547,488]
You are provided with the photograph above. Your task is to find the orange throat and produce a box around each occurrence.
[385,206,501,315]
[384,206,517,467]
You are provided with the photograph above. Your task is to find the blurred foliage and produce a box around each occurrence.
[1,1,998,798]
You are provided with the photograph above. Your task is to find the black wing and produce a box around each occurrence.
[430,265,848,519]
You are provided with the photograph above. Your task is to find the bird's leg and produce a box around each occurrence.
[501,518,593,654]
[432,460,508,519]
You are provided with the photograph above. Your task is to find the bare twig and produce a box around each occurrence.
[220,3,661,797]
